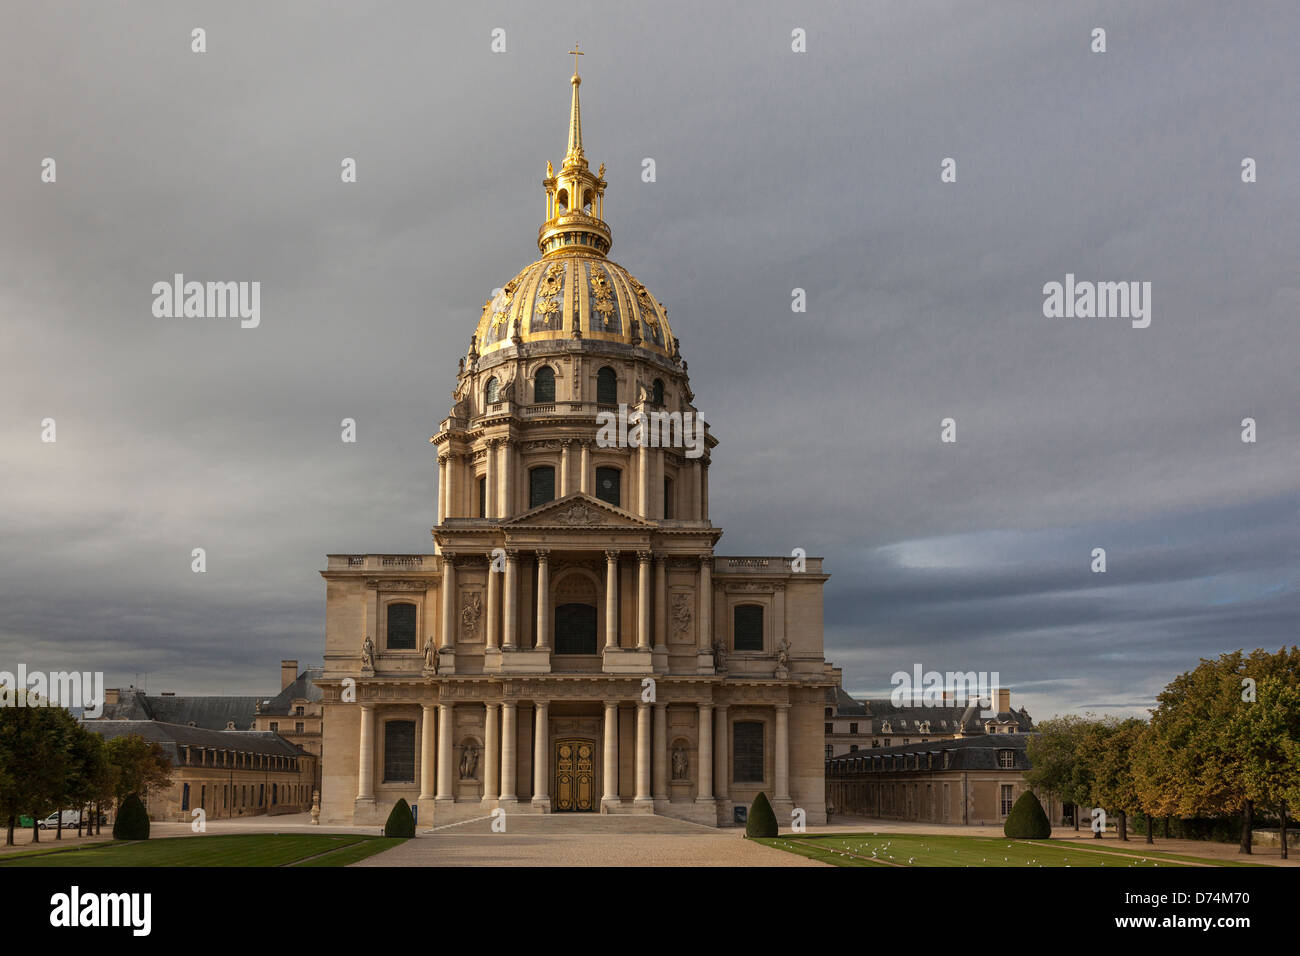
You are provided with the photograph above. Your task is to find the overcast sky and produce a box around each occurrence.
[3,2,1297,719]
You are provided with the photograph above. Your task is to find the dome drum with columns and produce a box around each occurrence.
[316,55,835,831]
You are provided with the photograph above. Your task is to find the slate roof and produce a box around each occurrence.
[257,667,323,716]
[861,698,984,735]
[988,707,1034,731]
[96,686,261,731]
[826,685,867,717]
[827,733,1034,773]
[85,720,307,766]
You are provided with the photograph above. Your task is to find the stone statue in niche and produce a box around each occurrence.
[671,746,689,780]
[712,639,728,675]
[461,592,482,638]
[360,634,375,671]
[423,636,438,673]
[776,636,791,668]
[459,743,479,780]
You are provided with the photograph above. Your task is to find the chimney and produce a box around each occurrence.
[104,688,120,706]
[996,688,1011,713]
[281,660,298,690]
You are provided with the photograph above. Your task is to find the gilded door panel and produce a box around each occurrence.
[554,738,595,811]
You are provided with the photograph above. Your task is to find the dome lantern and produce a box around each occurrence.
[539,46,611,258]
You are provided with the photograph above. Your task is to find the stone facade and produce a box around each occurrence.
[316,66,835,829]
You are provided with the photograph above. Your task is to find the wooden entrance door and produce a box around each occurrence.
[554,739,596,811]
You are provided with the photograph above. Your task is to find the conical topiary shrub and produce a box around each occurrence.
[112,794,150,840]
[1003,790,1052,839]
[745,791,778,838]
[384,798,416,837]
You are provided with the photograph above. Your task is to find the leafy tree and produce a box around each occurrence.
[0,692,78,844]
[1085,718,1145,841]
[1229,671,1300,859]
[104,734,173,804]
[1025,715,1096,830]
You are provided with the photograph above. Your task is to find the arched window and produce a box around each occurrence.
[595,467,620,507]
[733,721,765,783]
[556,189,569,211]
[596,366,617,405]
[652,378,664,405]
[534,366,556,403]
[529,466,555,508]
[733,604,763,651]
[485,376,500,404]
[387,602,417,650]
[383,720,416,782]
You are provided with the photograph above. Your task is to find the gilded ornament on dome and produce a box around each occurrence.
[534,263,565,330]
[589,266,617,330]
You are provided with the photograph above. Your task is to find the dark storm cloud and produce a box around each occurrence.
[1,1,1296,710]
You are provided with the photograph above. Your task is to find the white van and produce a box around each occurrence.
[38,810,84,829]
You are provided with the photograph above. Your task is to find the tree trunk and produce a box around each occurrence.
[55,809,63,840]
[1239,799,1253,854]
[31,815,39,843]
[1280,801,1288,861]
[1073,803,1080,831]
[1118,810,1128,841]
[1146,812,1154,844]
[1163,815,1170,838]
[5,815,13,847]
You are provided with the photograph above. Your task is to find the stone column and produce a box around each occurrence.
[714,703,729,803]
[503,549,518,650]
[604,550,620,649]
[698,556,712,654]
[437,455,447,524]
[701,461,709,520]
[357,703,375,800]
[436,703,454,801]
[692,459,703,520]
[483,703,499,802]
[652,702,668,800]
[635,701,652,804]
[559,440,571,497]
[653,555,668,655]
[500,701,518,803]
[637,442,649,516]
[602,700,619,807]
[439,553,456,648]
[419,704,436,801]
[696,702,713,801]
[532,700,550,808]
[636,551,652,650]
[580,440,591,494]
[775,703,790,802]
[485,553,500,650]
[484,439,497,519]
[500,440,514,518]
[535,549,550,650]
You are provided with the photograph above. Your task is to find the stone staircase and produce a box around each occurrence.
[426,812,713,835]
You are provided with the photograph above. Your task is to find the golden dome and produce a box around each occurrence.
[468,50,676,361]
[473,256,674,358]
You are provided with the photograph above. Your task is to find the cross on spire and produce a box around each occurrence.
[569,43,583,77]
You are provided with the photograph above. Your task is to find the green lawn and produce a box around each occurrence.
[755,832,1262,867]
[0,833,404,867]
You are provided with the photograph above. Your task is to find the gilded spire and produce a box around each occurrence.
[539,48,611,258]
[565,44,585,168]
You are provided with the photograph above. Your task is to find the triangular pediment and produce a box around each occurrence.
[504,493,653,528]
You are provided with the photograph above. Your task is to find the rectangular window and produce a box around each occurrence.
[478,476,487,517]
[849,722,858,734]
[529,466,555,508]
[595,467,620,506]
[269,722,278,732]
[663,477,674,518]
[387,602,418,650]
[733,604,763,651]
[295,722,304,733]
[1001,784,1014,815]
[998,750,1015,769]
[384,720,417,783]
[733,721,765,783]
